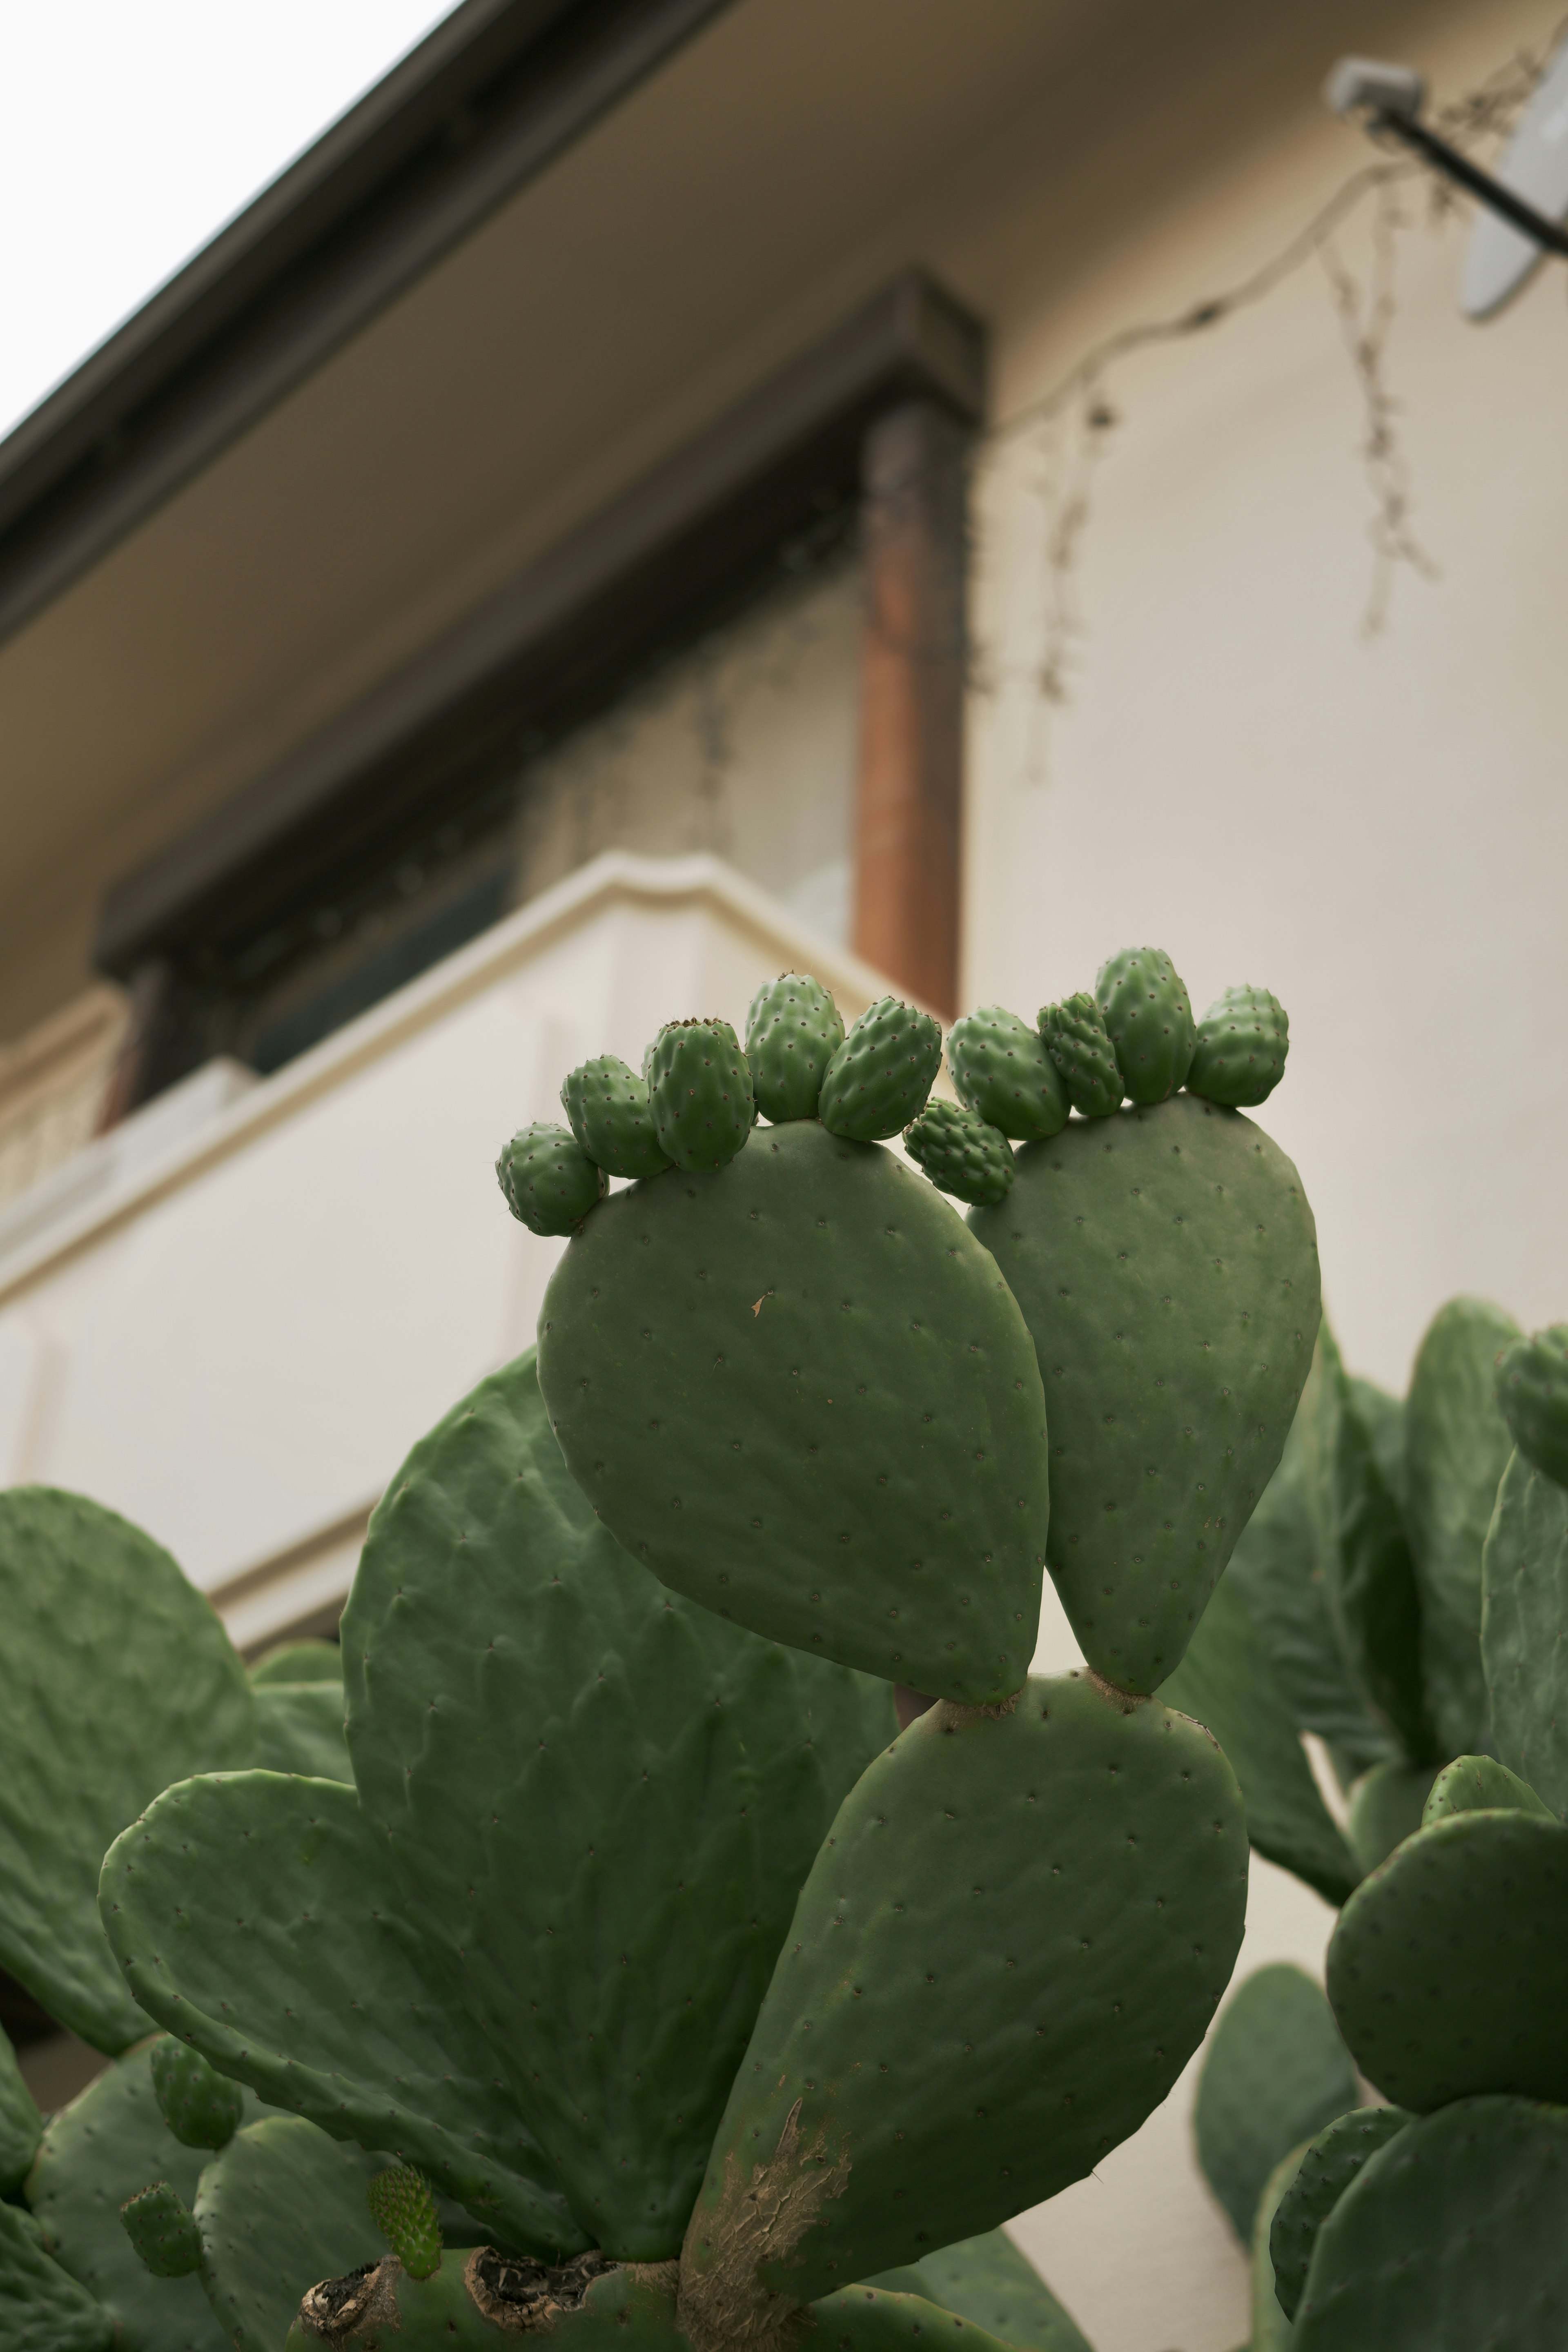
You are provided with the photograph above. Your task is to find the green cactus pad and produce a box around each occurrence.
[0,1488,254,2054]
[1422,1752,1552,1824]
[648,1021,754,1172]
[902,1099,1014,1208]
[0,2201,114,2352]
[368,2167,441,2280]
[1344,1757,1437,1875]
[1187,986,1289,1108]
[945,1007,1069,1142]
[679,1675,1247,2325]
[867,2230,1091,2352]
[1327,1809,1568,2108]
[194,2117,390,2352]
[1158,1575,1359,1905]
[496,1123,607,1235]
[745,975,844,1123]
[1037,993,1121,1118]
[817,997,942,1143]
[0,2019,41,2194]
[1193,1964,1357,2243]
[250,1680,353,1781]
[1403,1296,1521,1757]
[1330,1379,1435,1765]
[538,1119,1048,1701]
[561,1055,673,1179]
[1269,2105,1411,2324]
[99,1772,581,2259]
[1495,1323,1568,1486]
[1483,1451,1568,1817]
[345,1347,894,2259]
[970,1093,1320,1692]
[1250,2142,1308,2352]
[1224,1327,1395,1776]
[800,2287,1014,2352]
[120,2183,203,2279]
[249,1640,341,1684]
[1294,2096,1568,2351]
[151,2040,245,2151]
[27,2038,244,2351]
[1095,947,1196,1105]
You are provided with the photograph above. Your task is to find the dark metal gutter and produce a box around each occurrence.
[0,0,734,646]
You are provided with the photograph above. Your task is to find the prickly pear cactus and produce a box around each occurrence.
[1496,1322,1568,1486]
[0,2198,115,2352]
[120,2183,204,2279]
[1483,1449,1568,1815]
[1036,994,1121,1118]
[1192,1964,1356,2246]
[1094,947,1196,1105]
[945,1006,1068,1140]
[902,1097,1013,1207]
[1267,2105,1411,2323]
[648,1021,754,1171]
[0,2020,40,2195]
[817,995,942,1142]
[367,2167,442,2281]
[496,1123,606,1235]
[562,1056,672,1179]
[151,2039,246,2152]
[1187,984,1289,1107]
[745,974,844,1123]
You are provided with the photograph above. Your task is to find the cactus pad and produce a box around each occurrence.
[344,1347,894,2258]
[0,2020,40,2194]
[367,2167,441,2280]
[0,1488,255,2054]
[1421,1752,1552,1824]
[945,1007,1069,1141]
[1187,985,1289,1109]
[1327,1809,1568,2108]
[1037,994,1122,1118]
[538,1120,1048,1700]
[1095,947,1196,1105]
[867,2230,1091,2352]
[817,997,942,1141]
[648,1022,754,1172]
[1268,2105,1411,2323]
[1495,1323,1568,1486]
[971,1093,1319,1691]
[120,2183,203,2280]
[151,2040,245,2151]
[1403,1295,1521,1757]
[250,1641,341,1685]
[100,1770,582,2258]
[679,1675,1247,2328]
[1293,2096,1568,2351]
[1193,1964,1357,2244]
[1483,1451,1568,1816]
[902,1099,1014,1208]
[496,1125,606,1236]
[1344,1758,1437,1875]
[801,2287,1014,2352]
[1330,1380,1434,1766]
[195,2117,390,2352]
[250,1679,353,1781]
[562,1056,672,1179]
[745,975,844,1123]
[0,2201,114,2352]
[27,2038,242,2351]
[288,2247,681,2352]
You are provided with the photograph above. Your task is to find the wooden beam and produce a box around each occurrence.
[852,399,969,1019]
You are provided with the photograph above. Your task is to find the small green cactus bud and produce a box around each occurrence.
[561,1055,672,1180]
[946,1005,1068,1140]
[366,2164,442,2281]
[818,995,942,1141]
[120,2180,203,2278]
[1496,1325,1568,1488]
[1095,947,1196,1105]
[1037,993,1122,1117]
[904,1099,1014,1207]
[150,2036,244,2150]
[1187,984,1289,1107]
[744,973,844,1123]
[496,1123,607,1235]
[647,1019,754,1172]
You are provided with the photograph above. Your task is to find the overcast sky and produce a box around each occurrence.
[0,1,459,443]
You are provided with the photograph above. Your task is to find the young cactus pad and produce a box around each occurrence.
[151,2037,245,2151]
[497,1125,607,1236]
[1037,995,1121,1119]
[817,996,942,1141]
[561,1057,671,1180]
[944,1006,1068,1141]
[1094,947,1196,1105]
[1267,2105,1411,2324]
[969,1093,1320,1692]
[367,2167,442,2281]
[120,2182,203,2279]
[745,974,844,1123]
[902,1099,1014,1208]
[648,1021,754,1172]
[677,1675,1247,2341]
[1186,986,1289,1108]
[536,1119,1049,1701]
